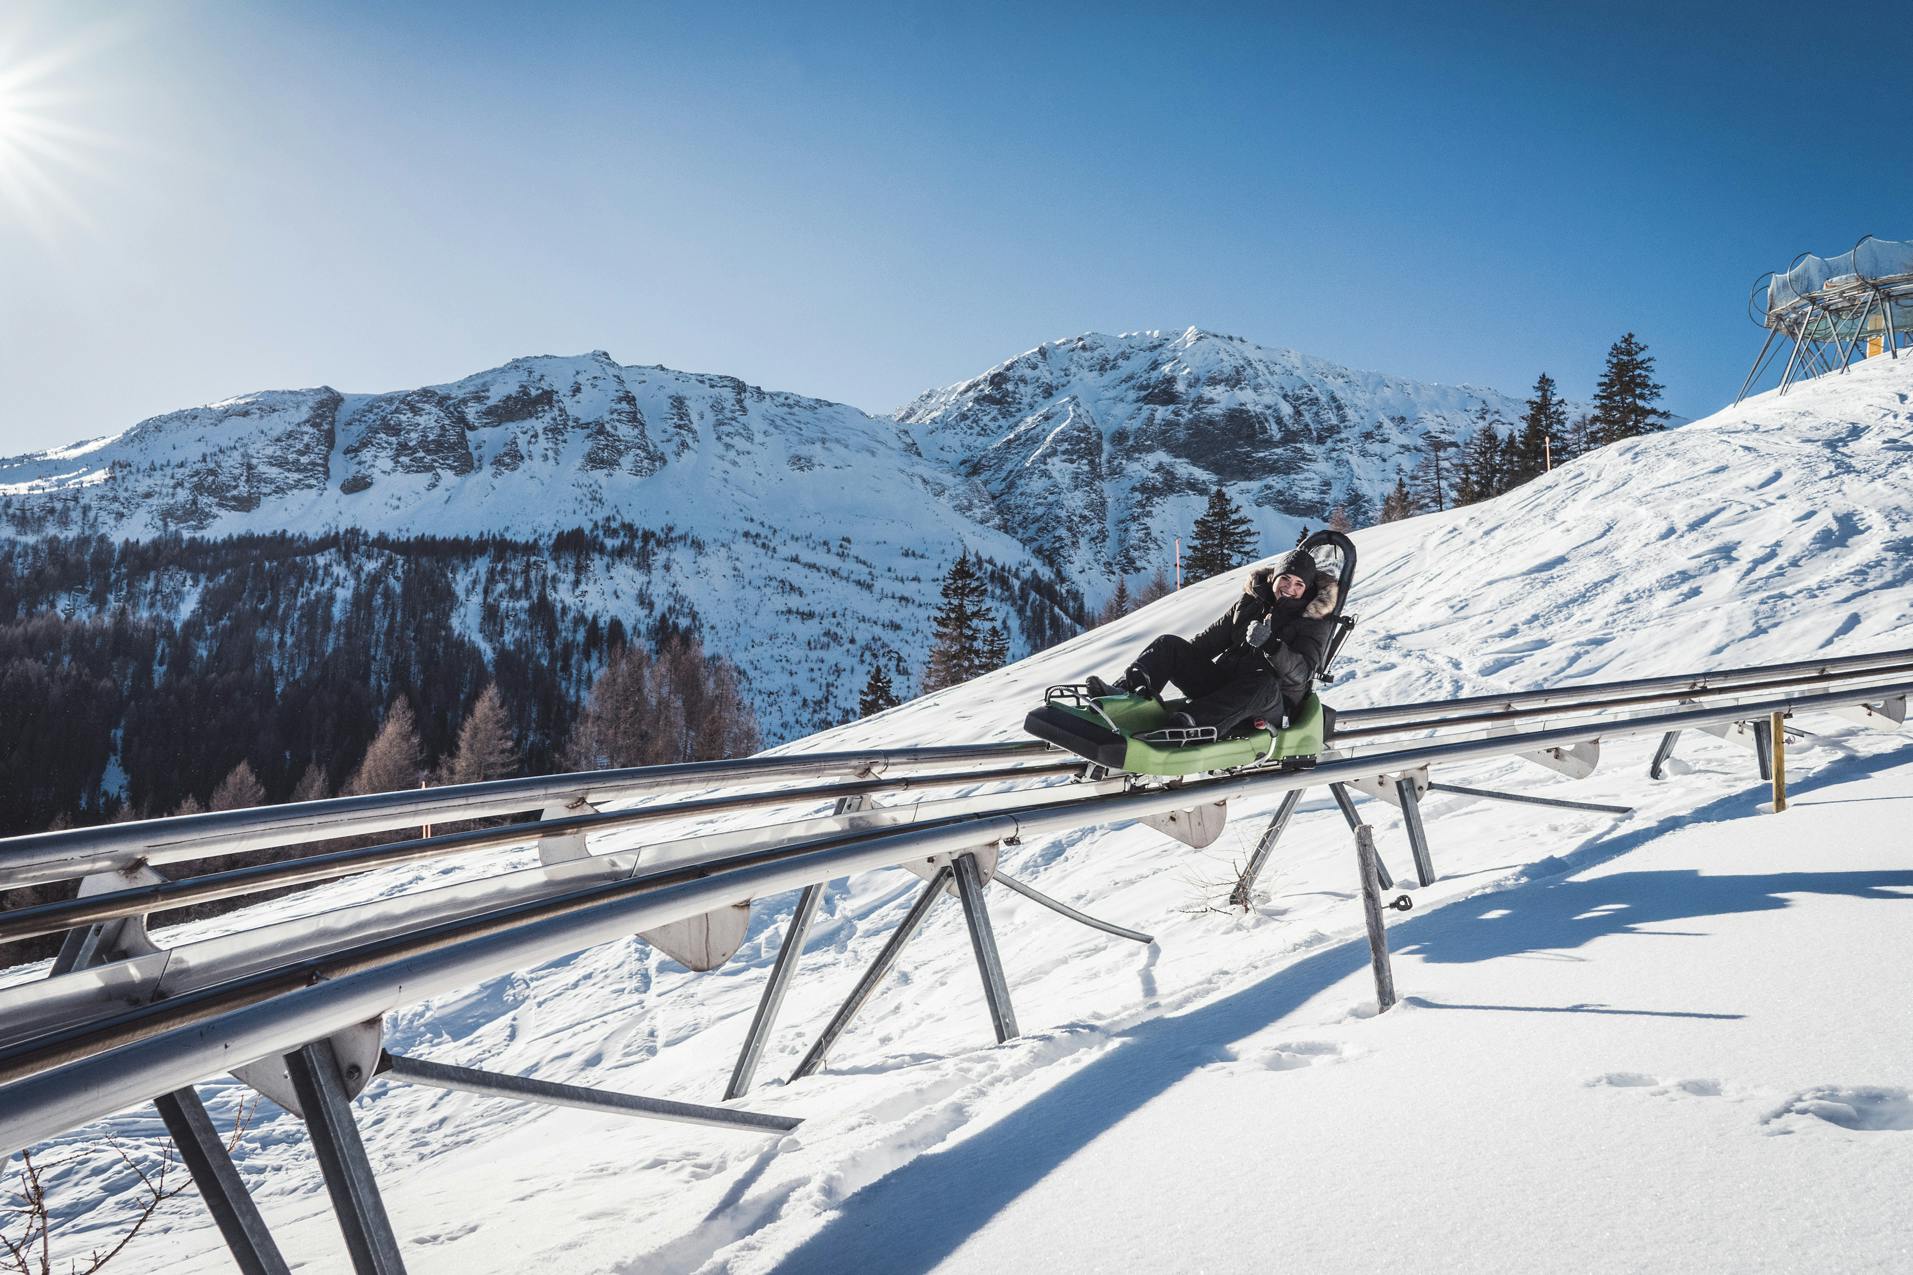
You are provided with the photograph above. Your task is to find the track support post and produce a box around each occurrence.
[726,883,823,1100]
[791,867,952,1081]
[1355,825,1398,1012]
[1394,776,1437,887]
[1649,730,1681,780]
[1751,717,1775,782]
[1330,783,1394,890]
[153,1087,291,1275]
[1229,789,1304,909]
[953,851,1019,1043]
[727,794,864,1099]
[285,1038,406,1275]
[1770,710,1788,812]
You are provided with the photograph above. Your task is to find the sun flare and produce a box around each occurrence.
[0,14,128,238]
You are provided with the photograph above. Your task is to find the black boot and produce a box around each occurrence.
[1084,675,1117,698]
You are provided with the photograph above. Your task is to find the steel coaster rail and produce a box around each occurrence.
[0,743,1060,889]
[6,656,1907,1050]
[4,643,1905,891]
[5,647,1904,895]
[0,760,1086,948]
[1331,646,1913,732]
[4,670,1909,1150]
[0,771,1136,1054]
[4,657,1906,1038]
[1332,659,1913,742]
[11,649,1899,929]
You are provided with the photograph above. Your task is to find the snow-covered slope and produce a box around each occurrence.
[896,327,1551,599]
[19,356,1913,1273]
[829,351,1913,748]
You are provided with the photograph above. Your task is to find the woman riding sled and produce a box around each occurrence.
[1086,548,1337,735]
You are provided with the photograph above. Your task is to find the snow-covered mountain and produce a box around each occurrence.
[896,327,1546,593]
[0,353,1083,741]
[4,332,1544,588]
[0,334,1565,735]
[0,351,1011,542]
[20,351,1913,1274]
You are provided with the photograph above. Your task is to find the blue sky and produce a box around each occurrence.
[1,1,1908,453]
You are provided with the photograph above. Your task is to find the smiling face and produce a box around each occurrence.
[1274,572,1309,600]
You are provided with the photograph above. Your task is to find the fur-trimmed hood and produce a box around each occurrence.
[1243,565,1340,621]
[1303,578,1339,620]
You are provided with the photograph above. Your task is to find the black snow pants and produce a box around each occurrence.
[1130,635,1287,736]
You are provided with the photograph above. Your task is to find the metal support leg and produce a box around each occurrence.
[725,884,823,1100]
[993,872,1153,944]
[285,1039,406,1275]
[727,794,863,1099]
[383,1054,799,1134]
[1426,783,1632,816]
[1331,783,1394,890]
[1228,789,1304,909]
[791,867,952,1081]
[1394,777,1436,888]
[1355,825,1398,1012]
[1735,328,1778,404]
[1649,730,1681,780]
[1751,717,1774,782]
[953,852,1018,1043]
[48,916,139,977]
[1777,333,1806,394]
[154,1087,291,1275]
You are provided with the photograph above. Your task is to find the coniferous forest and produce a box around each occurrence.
[0,527,744,840]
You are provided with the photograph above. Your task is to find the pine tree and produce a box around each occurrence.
[979,622,1010,672]
[289,762,330,804]
[1498,430,1523,491]
[1135,563,1176,606]
[1410,431,1458,512]
[1325,505,1353,533]
[1185,488,1258,583]
[1379,472,1415,523]
[1559,412,1595,462]
[1589,333,1668,447]
[1512,371,1568,482]
[567,637,758,767]
[1452,428,1505,506]
[210,760,266,812]
[858,663,899,717]
[445,684,517,786]
[347,697,423,796]
[1098,577,1133,625]
[922,555,991,692]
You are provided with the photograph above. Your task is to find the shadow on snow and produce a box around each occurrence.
[763,740,1913,1274]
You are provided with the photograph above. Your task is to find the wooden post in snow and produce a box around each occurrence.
[1356,824,1397,1011]
[1769,711,1787,813]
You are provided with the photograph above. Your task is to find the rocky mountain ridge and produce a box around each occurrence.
[1,332,1556,735]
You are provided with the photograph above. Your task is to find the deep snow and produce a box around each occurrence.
[9,354,1913,1273]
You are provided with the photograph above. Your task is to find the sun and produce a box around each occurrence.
[0,14,124,238]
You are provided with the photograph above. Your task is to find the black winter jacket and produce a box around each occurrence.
[1186,564,1338,712]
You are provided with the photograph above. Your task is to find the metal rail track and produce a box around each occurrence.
[3,671,1909,1151]
[4,646,1908,892]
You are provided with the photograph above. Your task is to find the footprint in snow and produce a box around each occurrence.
[1586,1073,1726,1098]
[1763,1086,1913,1134]
[1218,1040,1345,1073]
